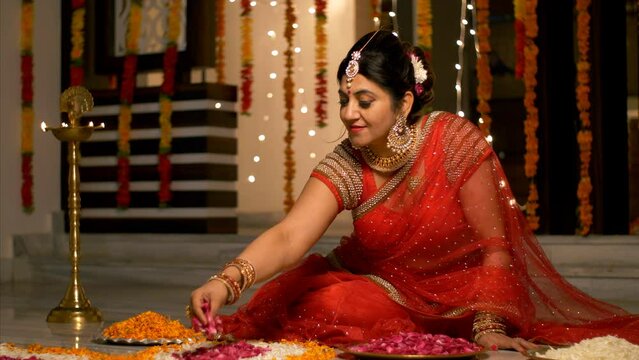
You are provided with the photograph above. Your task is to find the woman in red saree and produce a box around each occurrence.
[190,30,639,352]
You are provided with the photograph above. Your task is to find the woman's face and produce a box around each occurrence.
[338,74,399,156]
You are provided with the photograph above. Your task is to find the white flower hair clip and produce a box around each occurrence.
[411,54,428,84]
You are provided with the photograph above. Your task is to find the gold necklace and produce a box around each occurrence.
[361,127,416,173]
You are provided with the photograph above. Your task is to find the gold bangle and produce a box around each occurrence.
[224,258,256,291]
[208,273,241,305]
[473,328,506,343]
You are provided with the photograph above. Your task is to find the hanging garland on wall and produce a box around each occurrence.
[314,0,328,128]
[157,0,182,207]
[20,0,35,213]
[116,0,142,209]
[416,0,433,59]
[283,0,297,213]
[370,0,381,25]
[523,0,540,230]
[475,0,493,138]
[215,0,226,84]
[575,0,593,235]
[70,0,86,86]
[240,0,253,115]
[513,0,525,78]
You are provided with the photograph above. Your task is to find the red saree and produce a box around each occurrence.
[220,112,639,346]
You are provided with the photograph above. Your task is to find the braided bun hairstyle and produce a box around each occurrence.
[337,30,435,125]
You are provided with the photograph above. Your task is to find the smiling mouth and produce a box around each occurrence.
[349,125,366,132]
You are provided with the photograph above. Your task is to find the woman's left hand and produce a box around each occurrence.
[476,332,539,354]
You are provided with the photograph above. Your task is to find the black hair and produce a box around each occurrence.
[337,30,435,125]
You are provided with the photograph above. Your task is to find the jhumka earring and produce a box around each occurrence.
[387,114,414,154]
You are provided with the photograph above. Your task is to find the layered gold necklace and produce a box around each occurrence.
[361,126,417,173]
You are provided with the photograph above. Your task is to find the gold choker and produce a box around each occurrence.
[361,127,416,173]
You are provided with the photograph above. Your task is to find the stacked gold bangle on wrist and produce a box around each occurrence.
[208,273,241,305]
[224,258,256,291]
[472,311,507,343]
[208,258,256,306]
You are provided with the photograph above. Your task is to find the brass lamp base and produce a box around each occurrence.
[46,306,103,324]
[46,283,103,323]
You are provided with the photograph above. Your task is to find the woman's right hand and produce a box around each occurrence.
[190,279,228,329]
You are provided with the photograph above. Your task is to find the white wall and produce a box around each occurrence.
[0,0,61,259]
[234,0,357,216]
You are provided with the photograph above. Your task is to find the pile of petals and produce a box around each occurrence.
[0,340,336,360]
[102,311,204,342]
[347,332,482,356]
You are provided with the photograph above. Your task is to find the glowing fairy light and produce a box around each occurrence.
[253,156,260,163]
[258,134,266,141]
[271,50,279,56]
[455,0,469,116]
[248,175,256,183]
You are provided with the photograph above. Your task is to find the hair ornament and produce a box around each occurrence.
[345,30,380,89]
[410,54,428,84]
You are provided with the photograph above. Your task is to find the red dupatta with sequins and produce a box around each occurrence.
[332,111,639,344]
[221,112,638,346]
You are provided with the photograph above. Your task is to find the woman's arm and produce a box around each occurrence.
[459,158,537,353]
[190,177,340,322]
[459,159,510,266]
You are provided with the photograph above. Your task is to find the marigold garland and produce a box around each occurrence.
[314,0,328,128]
[575,0,593,235]
[70,0,86,86]
[513,0,525,78]
[416,0,433,59]
[157,0,182,207]
[475,0,493,138]
[20,0,34,213]
[370,0,381,24]
[116,0,142,209]
[240,0,253,115]
[283,0,297,213]
[523,0,540,230]
[215,0,226,84]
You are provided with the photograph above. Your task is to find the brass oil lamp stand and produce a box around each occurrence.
[42,86,104,324]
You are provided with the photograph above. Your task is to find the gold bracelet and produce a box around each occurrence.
[224,258,256,291]
[208,273,241,305]
[473,328,506,343]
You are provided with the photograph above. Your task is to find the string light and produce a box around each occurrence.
[455,0,468,117]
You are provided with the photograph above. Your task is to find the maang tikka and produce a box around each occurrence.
[345,30,380,89]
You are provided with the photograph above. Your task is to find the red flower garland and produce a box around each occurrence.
[475,0,493,138]
[575,0,593,235]
[20,0,34,213]
[70,0,86,86]
[116,0,142,209]
[523,0,540,231]
[283,0,297,212]
[157,0,182,207]
[314,0,328,128]
[240,0,253,115]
